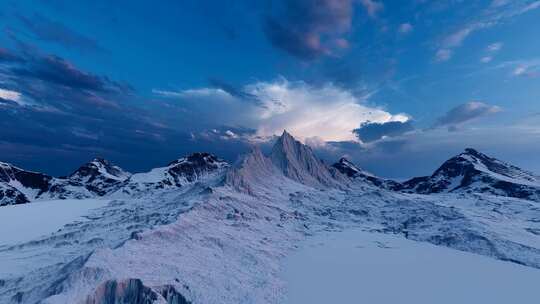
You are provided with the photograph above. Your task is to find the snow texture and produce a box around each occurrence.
[0,133,540,304]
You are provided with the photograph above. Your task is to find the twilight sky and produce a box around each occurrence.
[0,0,539,178]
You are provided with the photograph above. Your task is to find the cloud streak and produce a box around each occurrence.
[436,1,540,61]
[434,101,501,130]
[353,120,415,143]
[17,13,103,52]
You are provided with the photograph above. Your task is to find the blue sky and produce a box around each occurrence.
[1,0,539,178]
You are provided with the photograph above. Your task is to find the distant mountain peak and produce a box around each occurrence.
[70,158,130,182]
[333,157,362,178]
[270,131,346,188]
[401,148,540,200]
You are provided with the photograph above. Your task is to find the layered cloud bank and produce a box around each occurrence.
[155,78,409,142]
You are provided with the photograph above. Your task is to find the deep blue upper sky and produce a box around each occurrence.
[1,0,539,178]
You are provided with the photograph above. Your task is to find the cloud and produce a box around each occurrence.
[153,78,409,142]
[0,88,21,102]
[434,101,501,129]
[353,120,415,143]
[0,47,22,62]
[398,23,413,35]
[481,42,503,63]
[360,0,383,18]
[0,44,133,111]
[11,55,120,92]
[487,42,503,52]
[263,0,355,60]
[495,59,540,78]
[436,49,452,62]
[435,1,540,62]
[17,13,102,52]
[317,124,540,178]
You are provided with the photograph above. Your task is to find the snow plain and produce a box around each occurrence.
[282,229,540,304]
[0,199,109,246]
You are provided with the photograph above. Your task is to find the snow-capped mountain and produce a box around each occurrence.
[270,131,348,189]
[0,158,131,205]
[0,153,228,205]
[46,158,132,200]
[331,157,401,190]
[118,152,228,196]
[0,161,54,205]
[400,148,540,200]
[1,132,540,304]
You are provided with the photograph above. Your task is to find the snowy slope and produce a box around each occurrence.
[0,199,110,247]
[283,229,540,304]
[0,133,540,304]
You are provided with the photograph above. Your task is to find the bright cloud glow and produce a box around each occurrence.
[154,79,410,142]
[0,88,22,102]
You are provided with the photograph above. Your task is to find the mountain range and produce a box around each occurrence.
[1,131,539,304]
[2,131,539,206]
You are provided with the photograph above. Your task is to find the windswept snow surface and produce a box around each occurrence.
[282,229,540,304]
[0,199,109,247]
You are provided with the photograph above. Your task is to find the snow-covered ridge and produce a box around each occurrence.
[399,148,540,201]
[119,152,229,196]
[0,153,228,206]
[331,157,402,190]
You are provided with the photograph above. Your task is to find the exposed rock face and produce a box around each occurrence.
[84,279,157,304]
[270,131,346,188]
[331,157,401,190]
[226,147,277,194]
[0,153,229,205]
[401,148,540,200]
[84,279,190,304]
[0,158,130,205]
[68,158,131,196]
[0,162,52,202]
[0,183,28,206]
[120,153,229,196]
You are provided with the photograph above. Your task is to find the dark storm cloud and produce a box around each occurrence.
[0,47,23,62]
[263,0,354,60]
[10,55,127,93]
[353,120,415,143]
[434,101,501,129]
[0,44,132,110]
[0,40,251,175]
[17,13,103,52]
[208,78,263,106]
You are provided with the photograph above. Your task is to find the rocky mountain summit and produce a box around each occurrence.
[399,148,540,201]
[331,157,401,190]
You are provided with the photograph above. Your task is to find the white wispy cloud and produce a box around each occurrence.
[0,88,22,102]
[435,1,540,62]
[398,23,413,34]
[495,59,540,77]
[481,42,503,63]
[360,0,384,18]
